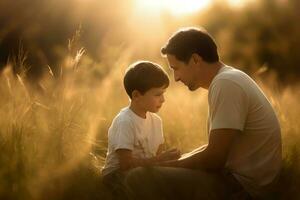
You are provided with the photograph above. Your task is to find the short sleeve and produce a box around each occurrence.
[157,117,165,145]
[151,114,165,144]
[208,79,249,131]
[113,120,135,151]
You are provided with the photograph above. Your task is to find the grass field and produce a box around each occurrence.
[0,51,299,200]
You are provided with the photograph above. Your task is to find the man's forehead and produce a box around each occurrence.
[167,61,179,69]
[166,56,176,68]
[166,54,177,61]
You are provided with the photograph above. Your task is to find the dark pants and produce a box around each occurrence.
[124,167,251,200]
[102,170,130,200]
[103,167,251,200]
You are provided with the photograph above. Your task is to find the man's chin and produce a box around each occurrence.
[188,85,198,91]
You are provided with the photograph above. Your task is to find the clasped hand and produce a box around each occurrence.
[157,148,181,161]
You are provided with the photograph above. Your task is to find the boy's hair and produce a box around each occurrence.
[161,27,219,63]
[123,61,169,99]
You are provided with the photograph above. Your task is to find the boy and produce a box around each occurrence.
[101,61,180,199]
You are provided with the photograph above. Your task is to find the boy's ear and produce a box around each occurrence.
[132,90,142,99]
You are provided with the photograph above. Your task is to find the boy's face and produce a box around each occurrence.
[136,86,167,113]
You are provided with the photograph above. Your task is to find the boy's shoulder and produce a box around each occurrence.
[112,107,162,126]
[113,107,132,123]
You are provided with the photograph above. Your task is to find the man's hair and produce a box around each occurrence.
[123,61,169,99]
[161,27,219,63]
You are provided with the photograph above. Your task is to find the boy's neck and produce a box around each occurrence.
[129,102,147,119]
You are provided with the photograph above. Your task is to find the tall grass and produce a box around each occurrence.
[0,47,299,199]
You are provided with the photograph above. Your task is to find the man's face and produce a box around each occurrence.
[138,86,167,113]
[166,54,201,91]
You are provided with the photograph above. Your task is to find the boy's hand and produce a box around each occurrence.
[157,148,181,161]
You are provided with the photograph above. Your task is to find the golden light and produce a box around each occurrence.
[135,0,211,16]
[227,0,251,8]
[224,0,257,8]
[165,0,211,15]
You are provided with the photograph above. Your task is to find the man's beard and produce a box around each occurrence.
[187,81,200,91]
[188,84,197,91]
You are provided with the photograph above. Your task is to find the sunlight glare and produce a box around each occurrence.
[164,0,211,15]
[227,0,255,8]
[228,0,244,7]
[135,0,211,16]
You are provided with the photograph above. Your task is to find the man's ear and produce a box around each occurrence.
[191,53,203,64]
[132,90,142,99]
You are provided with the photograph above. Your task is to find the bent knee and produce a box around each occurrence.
[125,167,147,184]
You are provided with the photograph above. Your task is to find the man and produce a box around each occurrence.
[125,27,282,200]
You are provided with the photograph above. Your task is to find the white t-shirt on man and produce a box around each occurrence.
[208,66,282,196]
[102,107,164,177]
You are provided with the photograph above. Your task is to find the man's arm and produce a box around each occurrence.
[159,129,239,170]
[180,144,207,159]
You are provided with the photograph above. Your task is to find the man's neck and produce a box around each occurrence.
[202,61,225,89]
[129,102,147,119]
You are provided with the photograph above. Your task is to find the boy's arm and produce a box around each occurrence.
[156,144,165,155]
[116,146,181,171]
[116,149,159,171]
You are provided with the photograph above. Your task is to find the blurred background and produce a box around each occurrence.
[1,0,299,82]
[0,0,300,199]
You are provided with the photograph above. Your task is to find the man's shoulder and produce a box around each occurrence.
[208,67,251,102]
[211,67,253,89]
[216,66,247,80]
